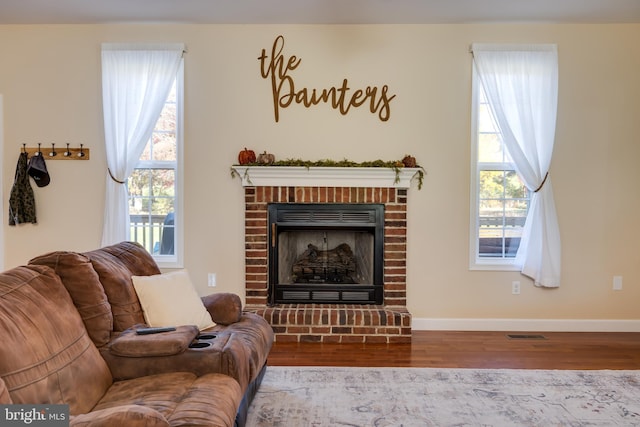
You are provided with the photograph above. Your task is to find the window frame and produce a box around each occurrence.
[469,64,527,271]
[129,60,184,269]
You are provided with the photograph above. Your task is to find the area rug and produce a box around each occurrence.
[246,366,640,426]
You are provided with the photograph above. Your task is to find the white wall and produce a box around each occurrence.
[1,24,639,329]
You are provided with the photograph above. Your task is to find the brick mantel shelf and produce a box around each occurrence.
[231,166,422,189]
[236,166,420,343]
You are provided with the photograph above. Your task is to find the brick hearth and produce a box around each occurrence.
[236,167,417,343]
[249,303,411,343]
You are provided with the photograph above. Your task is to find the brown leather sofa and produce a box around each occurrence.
[0,242,274,426]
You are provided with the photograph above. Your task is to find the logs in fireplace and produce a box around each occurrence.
[268,203,384,305]
[292,242,357,284]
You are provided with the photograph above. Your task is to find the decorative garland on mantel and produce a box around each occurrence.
[231,157,425,189]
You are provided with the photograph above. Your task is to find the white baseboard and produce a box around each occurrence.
[412,318,640,333]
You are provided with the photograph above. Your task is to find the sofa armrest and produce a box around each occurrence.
[71,405,169,427]
[109,325,199,357]
[201,293,242,325]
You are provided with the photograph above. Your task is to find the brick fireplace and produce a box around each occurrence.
[234,166,420,343]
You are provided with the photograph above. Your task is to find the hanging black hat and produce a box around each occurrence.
[27,154,50,187]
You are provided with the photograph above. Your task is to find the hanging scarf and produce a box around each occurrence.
[9,152,37,225]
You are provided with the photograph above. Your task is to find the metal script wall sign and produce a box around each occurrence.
[258,35,396,123]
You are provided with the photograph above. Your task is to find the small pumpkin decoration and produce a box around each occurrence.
[401,154,417,168]
[238,148,256,165]
[257,151,275,165]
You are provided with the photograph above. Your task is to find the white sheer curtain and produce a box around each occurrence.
[100,43,184,246]
[472,44,561,287]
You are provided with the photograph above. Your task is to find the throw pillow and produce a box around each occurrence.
[132,270,215,330]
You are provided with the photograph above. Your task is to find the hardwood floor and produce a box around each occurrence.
[268,331,640,370]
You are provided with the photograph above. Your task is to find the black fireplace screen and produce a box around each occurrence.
[268,203,384,305]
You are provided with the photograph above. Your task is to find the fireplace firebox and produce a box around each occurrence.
[268,203,384,305]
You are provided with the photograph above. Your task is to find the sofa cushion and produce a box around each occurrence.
[29,251,113,347]
[84,242,161,331]
[91,372,241,427]
[109,325,199,357]
[0,265,113,414]
[70,405,169,427]
[132,270,215,330]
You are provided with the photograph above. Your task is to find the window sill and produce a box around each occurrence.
[469,260,521,272]
[155,256,183,270]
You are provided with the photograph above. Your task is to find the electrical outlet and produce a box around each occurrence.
[613,276,623,291]
[208,273,217,287]
[512,281,521,295]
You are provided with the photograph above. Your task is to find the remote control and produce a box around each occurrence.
[135,327,177,335]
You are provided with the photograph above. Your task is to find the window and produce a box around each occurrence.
[470,65,530,270]
[128,62,183,268]
[469,44,560,285]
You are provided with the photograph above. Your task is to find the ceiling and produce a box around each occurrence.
[2,0,640,25]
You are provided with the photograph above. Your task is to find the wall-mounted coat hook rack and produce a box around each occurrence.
[21,143,90,160]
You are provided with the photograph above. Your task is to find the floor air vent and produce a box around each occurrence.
[506,334,547,340]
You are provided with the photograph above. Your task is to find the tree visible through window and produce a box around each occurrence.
[472,70,530,266]
[128,79,178,258]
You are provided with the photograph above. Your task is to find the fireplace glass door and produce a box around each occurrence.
[268,203,384,304]
[278,230,373,285]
